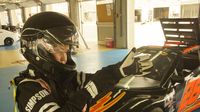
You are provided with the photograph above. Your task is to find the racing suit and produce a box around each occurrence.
[14,63,123,112]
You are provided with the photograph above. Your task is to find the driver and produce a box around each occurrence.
[13,11,152,112]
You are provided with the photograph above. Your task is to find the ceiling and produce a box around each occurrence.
[0,0,105,11]
[0,0,68,11]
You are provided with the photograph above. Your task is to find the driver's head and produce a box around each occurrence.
[50,44,69,64]
[21,11,78,74]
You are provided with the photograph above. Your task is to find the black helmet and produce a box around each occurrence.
[21,11,77,77]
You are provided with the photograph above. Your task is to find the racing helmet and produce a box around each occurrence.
[21,11,78,76]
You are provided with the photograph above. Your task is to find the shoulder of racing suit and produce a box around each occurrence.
[16,78,61,112]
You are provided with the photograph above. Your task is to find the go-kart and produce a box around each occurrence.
[89,18,200,112]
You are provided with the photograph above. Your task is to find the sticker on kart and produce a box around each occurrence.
[90,91,126,112]
[178,76,200,112]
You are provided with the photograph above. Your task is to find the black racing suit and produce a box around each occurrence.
[14,63,123,112]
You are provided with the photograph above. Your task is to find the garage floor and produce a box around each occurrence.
[0,41,129,111]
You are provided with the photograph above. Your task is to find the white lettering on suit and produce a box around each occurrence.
[25,89,49,112]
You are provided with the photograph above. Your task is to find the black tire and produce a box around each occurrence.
[4,37,14,46]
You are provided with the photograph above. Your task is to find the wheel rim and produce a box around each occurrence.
[5,38,14,46]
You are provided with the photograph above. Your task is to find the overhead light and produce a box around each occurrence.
[0,3,6,6]
[0,0,21,3]
[15,0,21,3]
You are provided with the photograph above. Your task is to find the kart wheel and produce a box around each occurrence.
[4,37,14,46]
[150,107,164,112]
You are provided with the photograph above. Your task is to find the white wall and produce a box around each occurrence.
[0,11,8,25]
[181,0,200,4]
[10,9,23,26]
[24,6,41,20]
[46,2,69,16]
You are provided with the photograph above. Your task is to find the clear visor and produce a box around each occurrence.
[22,26,78,53]
[21,26,78,46]
[45,26,78,46]
[38,38,70,54]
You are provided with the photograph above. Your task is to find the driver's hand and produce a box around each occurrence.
[138,54,153,74]
[119,48,153,77]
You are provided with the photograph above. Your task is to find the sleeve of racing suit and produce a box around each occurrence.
[16,80,91,112]
[83,62,123,99]
[71,63,124,110]
[74,62,123,98]
[76,71,93,89]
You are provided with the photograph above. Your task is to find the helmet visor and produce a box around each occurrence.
[21,25,78,46]
[38,38,70,54]
[44,26,78,46]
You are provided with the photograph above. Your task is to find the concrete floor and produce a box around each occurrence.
[0,41,118,68]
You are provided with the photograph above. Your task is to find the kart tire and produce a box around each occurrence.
[150,107,164,112]
[4,37,14,46]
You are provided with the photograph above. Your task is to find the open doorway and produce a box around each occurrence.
[79,1,98,47]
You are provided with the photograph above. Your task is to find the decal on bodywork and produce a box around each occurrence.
[178,76,200,112]
[90,91,126,112]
